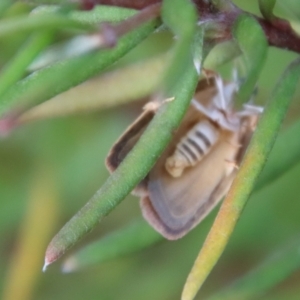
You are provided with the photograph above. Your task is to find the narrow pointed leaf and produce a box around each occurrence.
[256,118,300,190]
[18,53,170,123]
[204,41,241,69]
[259,0,276,21]
[207,237,300,300]
[44,63,198,268]
[0,32,53,99]
[44,0,199,268]
[181,57,300,300]
[0,14,90,38]
[233,15,268,105]
[0,18,159,117]
[161,0,198,93]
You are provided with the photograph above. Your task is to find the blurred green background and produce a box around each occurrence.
[1,1,300,299]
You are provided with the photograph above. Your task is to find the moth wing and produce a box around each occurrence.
[105,78,217,195]
[106,108,155,195]
[141,115,256,240]
[105,76,258,239]
[106,77,216,174]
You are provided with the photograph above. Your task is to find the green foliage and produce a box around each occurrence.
[1,1,300,300]
[207,237,300,300]
[45,0,200,268]
[0,6,158,116]
[259,0,276,20]
[232,14,267,105]
[62,217,162,272]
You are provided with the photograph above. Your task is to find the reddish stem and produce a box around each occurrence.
[81,0,161,10]
[80,0,300,54]
[97,3,161,47]
[258,17,300,53]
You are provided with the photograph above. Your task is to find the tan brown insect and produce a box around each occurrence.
[106,75,262,240]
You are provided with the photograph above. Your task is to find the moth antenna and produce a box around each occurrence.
[236,103,264,118]
[226,141,242,149]
[243,103,264,113]
[231,66,238,84]
[191,98,211,115]
[143,97,175,111]
[197,19,212,26]
[214,75,227,110]
[143,101,161,111]
[223,82,238,105]
[202,68,217,80]
[164,97,175,103]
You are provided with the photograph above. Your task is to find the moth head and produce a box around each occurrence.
[193,76,241,131]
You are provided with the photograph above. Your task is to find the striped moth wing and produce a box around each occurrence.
[106,77,259,239]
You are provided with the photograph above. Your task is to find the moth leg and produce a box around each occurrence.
[239,116,259,132]
[224,159,239,169]
[236,105,263,118]
[203,70,225,104]
[243,103,264,114]
[202,68,218,80]
[191,98,212,115]
[213,74,227,111]
[226,140,242,149]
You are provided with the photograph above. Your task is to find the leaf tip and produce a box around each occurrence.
[43,243,63,271]
[42,259,50,273]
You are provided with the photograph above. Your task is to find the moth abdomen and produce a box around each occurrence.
[165,119,220,178]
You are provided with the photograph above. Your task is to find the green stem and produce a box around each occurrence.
[0,32,53,99]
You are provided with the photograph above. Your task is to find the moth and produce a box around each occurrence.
[106,75,263,240]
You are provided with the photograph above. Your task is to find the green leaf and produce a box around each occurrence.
[43,0,199,269]
[182,57,300,300]
[256,118,300,190]
[207,237,300,300]
[0,0,15,17]
[161,0,198,93]
[36,4,137,24]
[54,117,300,273]
[0,17,159,117]
[18,53,170,123]
[0,13,90,38]
[162,0,196,36]
[44,62,199,269]
[204,41,241,69]
[0,32,53,99]
[232,15,268,105]
[259,0,276,21]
